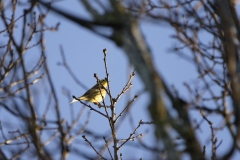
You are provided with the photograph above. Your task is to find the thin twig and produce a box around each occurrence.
[118,120,143,150]
[103,137,113,160]
[59,45,88,90]
[72,96,107,118]
[82,135,107,160]
[115,95,138,123]
[113,70,136,105]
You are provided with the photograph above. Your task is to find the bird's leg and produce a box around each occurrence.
[94,102,101,108]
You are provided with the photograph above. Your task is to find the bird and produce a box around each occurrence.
[70,79,108,104]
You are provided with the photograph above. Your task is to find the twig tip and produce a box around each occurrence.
[103,48,107,54]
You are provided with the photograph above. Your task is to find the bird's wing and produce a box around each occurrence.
[82,85,105,98]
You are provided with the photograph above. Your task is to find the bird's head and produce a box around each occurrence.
[100,79,108,87]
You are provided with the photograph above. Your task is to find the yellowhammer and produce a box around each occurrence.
[70,79,108,104]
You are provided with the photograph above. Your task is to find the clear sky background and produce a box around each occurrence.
[1,0,240,159]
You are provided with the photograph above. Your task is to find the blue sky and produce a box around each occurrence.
[1,0,239,159]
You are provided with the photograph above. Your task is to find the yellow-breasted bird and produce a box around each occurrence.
[70,79,108,104]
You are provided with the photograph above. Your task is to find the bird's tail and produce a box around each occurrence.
[70,98,78,104]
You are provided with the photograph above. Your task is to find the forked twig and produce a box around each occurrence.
[82,135,107,160]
